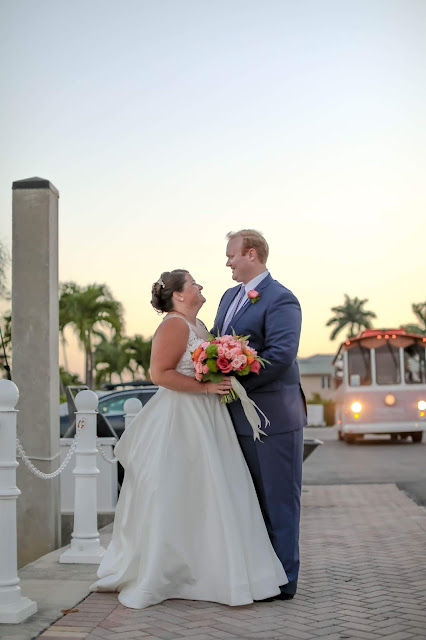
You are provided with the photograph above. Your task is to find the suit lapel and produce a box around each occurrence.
[229,273,273,329]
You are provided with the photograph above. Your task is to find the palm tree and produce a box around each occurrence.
[59,282,124,388]
[126,335,153,380]
[326,294,377,340]
[59,295,73,372]
[401,302,426,336]
[94,334,134,386]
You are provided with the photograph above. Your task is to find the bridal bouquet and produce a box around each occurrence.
[192,332,270,440]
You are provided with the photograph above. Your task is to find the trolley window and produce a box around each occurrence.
[348,346,371,386]
[375,344,401,385]
[404,344,426,384]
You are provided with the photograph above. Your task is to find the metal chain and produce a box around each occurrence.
[16,420,84,479]
[96,438,118,464]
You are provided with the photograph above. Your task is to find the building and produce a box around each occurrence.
[298,354,336,402]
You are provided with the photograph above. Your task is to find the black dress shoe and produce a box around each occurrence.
[276,593,294,600]
[255,593,294,603]
[254,596,276,603]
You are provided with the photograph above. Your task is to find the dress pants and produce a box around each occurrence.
[237,427,304,595]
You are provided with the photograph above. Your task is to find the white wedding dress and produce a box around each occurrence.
[90,315,287,609]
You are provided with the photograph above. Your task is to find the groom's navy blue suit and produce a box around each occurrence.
[212,273,307,596]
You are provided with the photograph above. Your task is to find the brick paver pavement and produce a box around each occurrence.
[39,485,426,640]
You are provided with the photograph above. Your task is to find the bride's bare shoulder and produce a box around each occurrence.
[153,315,190,342]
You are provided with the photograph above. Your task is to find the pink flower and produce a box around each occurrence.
[199,350,207,361]
[201,341,209,348]
[232,354,248,370]
[217,346,224,356]
[202,365,209,374]
[247,290,260,304]
[195,371,203,381]
[217,356,233,373]
[250,360,261,373]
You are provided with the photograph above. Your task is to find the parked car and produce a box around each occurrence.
[60,386,158,438]
[97,386,158,438]
[60,390,109,436]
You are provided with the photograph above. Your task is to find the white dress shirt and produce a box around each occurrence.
[222,270,269,334]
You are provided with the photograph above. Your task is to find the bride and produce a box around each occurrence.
[90,269,287,609]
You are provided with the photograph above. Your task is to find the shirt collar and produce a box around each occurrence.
[243,270,269,294]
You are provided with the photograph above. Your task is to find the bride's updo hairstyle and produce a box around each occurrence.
[151,269,189,313]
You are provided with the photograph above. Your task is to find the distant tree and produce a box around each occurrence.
[126,335,153,380]
[0,312,11,379]
[59,366,83,400]
[60,366,83,388]
[0,239,10,300]
[326,294,377,340]
[59,282,124,388]
[401,302,426,336]
[94,334,134,386]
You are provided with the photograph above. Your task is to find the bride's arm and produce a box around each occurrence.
[150,318,231,395]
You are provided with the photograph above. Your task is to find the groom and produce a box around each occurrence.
[212,229,307,599]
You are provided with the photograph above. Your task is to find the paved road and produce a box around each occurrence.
[36,485,426,640]
[303,425,426,507]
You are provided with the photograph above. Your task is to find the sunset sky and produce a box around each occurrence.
[1,0,425,378]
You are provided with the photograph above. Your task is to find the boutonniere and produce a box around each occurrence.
[247,289,260,304]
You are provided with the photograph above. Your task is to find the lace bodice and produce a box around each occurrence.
[162,314,208,377]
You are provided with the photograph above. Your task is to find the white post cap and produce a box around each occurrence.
[0,379,19,410]
[75,390,99,412]
[124,397,142,415]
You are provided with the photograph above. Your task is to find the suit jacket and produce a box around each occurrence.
[211,273,307,435]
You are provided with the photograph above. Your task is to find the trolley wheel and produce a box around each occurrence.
[390,433,399,441]
[412,432,423,443]
[338,429,344,441]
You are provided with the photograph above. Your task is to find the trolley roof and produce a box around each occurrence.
[333,329,426,363]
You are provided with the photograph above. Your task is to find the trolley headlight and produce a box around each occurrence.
[385,394,396,406]
[351,402,362,413]
[418,400,426,411]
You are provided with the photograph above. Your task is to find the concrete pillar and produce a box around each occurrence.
[12,177,61,567]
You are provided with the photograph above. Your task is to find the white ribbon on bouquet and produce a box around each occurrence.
[231,377,270,441]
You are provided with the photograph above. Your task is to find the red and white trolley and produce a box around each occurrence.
[334,329,426,443]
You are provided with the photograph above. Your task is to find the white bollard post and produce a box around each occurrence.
[60,391,105,564]
[124,398,142,429]
[0,380,37,623]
